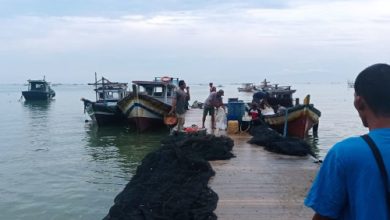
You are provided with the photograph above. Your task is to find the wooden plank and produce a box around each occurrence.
[184,108,319,220]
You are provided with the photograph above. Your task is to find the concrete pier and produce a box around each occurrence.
[184,108,319,220]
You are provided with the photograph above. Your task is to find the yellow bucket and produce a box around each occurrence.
[227,120,239,134]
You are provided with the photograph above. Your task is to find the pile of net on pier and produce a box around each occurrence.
[248,124,316,157]
[104,133,235,220]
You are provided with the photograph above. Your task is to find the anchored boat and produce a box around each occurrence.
[238,83,255,92]
[117,76,179,131]
[253,80,321,138]
[263,95,321,138]
[22,78,55,100]
[81,75,128,126]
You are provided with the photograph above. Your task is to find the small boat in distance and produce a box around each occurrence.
[22,77,55,100]
[81,74,128,126]
[347,80,354,88]
[117,76,179,132]
[238,83,255,92]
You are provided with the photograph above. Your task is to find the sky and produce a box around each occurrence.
[0,0,389,84]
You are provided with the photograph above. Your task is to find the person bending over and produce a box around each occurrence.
[202,89,224,129]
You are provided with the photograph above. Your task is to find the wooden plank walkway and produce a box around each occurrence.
[184,109,319,220]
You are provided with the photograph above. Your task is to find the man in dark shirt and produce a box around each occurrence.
[170,80,190,132]
[252,91,267,106]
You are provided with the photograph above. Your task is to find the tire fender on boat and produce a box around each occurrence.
[161,76,171,82]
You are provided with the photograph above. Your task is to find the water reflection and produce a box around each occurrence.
[22,100,52,111]
[83,124,167,174]
[21,100,53,148]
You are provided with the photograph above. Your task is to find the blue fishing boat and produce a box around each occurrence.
[22,78,55,100]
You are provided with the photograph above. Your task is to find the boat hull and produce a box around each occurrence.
[84,101,126,126]
[238,88,254,92]
[22,91,55,100]
[117,93,171,132]
[263,104,320,138]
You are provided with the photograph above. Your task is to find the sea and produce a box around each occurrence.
[0,82,367,220]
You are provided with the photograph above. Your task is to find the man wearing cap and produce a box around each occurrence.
[202,89,224,129]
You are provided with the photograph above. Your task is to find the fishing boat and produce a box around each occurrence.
[255,78,271,91]
[22,77,55,100]
[251,80,320,138]
[117,76,179,131]
[254,79,296,107]
[347,80,354,88]
[81,75,128,126]
[263,95,321,138]
[238,83,255,92]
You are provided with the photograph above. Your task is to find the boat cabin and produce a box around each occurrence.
[262,84,296,107]
[89,77,128,102]
[132,77,179,104]
[28,80,50,92]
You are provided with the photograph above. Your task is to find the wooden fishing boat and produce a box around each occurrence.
[251,79,320,138]
[263,96,321,138]
[22,77,55,100]
[81,74,128,126]
[117,76,179,131]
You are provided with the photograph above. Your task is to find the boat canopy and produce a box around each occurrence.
[27,80,50,91]
[132,77,179,98]
[88,76,129,102]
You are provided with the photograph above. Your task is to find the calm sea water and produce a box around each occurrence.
[0,82,366,220]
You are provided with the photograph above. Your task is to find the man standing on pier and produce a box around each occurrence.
[305,63,390,220]
[170,80,190,132]
[202,89,224,129]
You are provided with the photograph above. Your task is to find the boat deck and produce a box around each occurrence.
[184,108,319,220]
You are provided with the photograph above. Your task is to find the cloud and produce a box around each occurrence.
[0,0,389,83]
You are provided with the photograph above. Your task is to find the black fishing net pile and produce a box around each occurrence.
[104,133,235,220]
[248,124,316,157]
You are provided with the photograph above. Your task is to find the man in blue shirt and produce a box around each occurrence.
[305,63,390,219]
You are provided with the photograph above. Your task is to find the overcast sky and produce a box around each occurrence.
[1,0,389,84]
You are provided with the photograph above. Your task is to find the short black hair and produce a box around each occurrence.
[178,80,185,87]
[355,63,390,116]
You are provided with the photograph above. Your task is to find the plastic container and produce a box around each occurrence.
[227,101,245,121]
[164,115,178,126]
[228,98,239,102]
[227,120,239,134]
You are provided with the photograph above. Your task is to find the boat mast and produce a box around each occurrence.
[102,76,106,101]
[95,72,98,101]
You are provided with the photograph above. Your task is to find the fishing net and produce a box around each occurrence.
[104,133,235,220]
[248,124,316,157]
[248,124,284,146]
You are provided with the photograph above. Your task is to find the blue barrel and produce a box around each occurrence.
[227,101,245,121]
